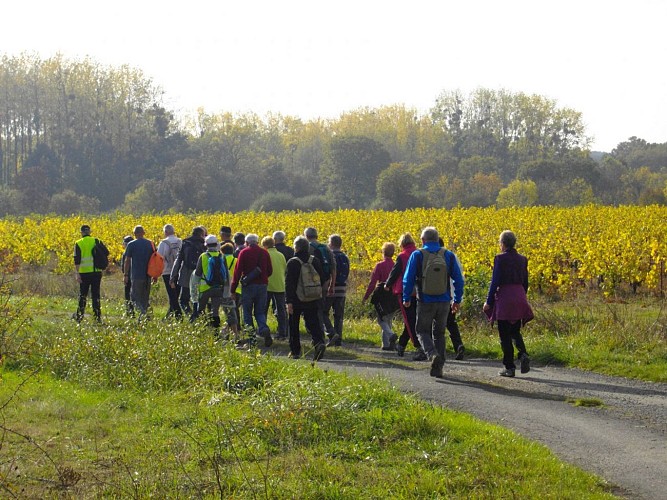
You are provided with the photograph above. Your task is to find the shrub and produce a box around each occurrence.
[293,195,333,212]
[249,192,295,212]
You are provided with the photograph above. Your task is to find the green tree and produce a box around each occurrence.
[496,179,538,208]
[320,136,391,208]
[426,175,466,209]
[249,192,295,212]
[375,163,421,210]
[122,179,171,214]
[465,172,503,207]
[554,178,597,206]
[49,189,100,214]
[431,88,591,178]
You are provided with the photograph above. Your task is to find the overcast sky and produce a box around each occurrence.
[2,0,666,151]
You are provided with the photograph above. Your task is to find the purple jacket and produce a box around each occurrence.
[486,249,533,324]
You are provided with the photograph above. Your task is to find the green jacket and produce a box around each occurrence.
[74,235,98,274]
[267,247,286,293]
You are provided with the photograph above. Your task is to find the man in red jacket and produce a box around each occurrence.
[231,233,273,347]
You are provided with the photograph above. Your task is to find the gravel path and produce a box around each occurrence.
[317,347,667,499]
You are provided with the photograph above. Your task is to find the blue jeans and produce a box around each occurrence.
[131,278,152,317]
[266,291,287,337]
[323,296,346,339]
[241,283,269,336]
[378,311,396,348]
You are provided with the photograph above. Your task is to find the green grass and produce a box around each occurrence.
[1,273,663,497]
[1,366,614,499]
[567,397,605,408]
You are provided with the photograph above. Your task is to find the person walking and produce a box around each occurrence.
[483,230,533,377]
[231,233,273,347]
[438,238,466,360]
[123,225,157,318]
[192,235,238,338]
[362,242,398,350]
[385,233,425,360]
[157,223,182,319]
[323,234,349,347]
[403,227,464,379]
[73,224,107,323]
[232,232,246,258]
[273,230,294,262]
[285,236,327,361]
[219,226,234,247]
[221,242,242,331]
[170,226,206,315]
[262,236,288,340]
[121,235,134,317]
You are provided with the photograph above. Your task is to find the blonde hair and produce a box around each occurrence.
[382,242,396,258]
[261,236,275,248]
[398,233,415,248]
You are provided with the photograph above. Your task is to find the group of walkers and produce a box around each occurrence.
[75,224,350,362]
[74,223,533,376]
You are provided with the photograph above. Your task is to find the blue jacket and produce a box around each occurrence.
[402,241,464,304]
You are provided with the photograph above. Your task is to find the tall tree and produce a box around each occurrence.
[320,135,391,208]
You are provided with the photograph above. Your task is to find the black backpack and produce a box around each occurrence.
[91,239,109,270]
[182,240,201,270]
[369,282,399,317]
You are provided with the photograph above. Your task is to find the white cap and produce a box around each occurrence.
[205,235,218,246]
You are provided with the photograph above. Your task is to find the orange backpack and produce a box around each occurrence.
[147,241,165,279]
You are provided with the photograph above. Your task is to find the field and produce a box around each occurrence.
[2,205,666,296]
[1,206,666,497]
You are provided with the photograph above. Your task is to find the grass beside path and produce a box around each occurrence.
[1,298,618,499]
[1,367,615,499]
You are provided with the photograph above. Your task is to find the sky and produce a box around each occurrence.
[2,0,666,152]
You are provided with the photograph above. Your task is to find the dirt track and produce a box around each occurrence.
[317,347,667,499]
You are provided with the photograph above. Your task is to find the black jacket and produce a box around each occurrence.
[170,235,206,286]
[275,242,295,262]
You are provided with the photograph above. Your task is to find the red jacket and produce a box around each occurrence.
[231,243,273,293]
[363,258,394,301]
[386,243,417,296]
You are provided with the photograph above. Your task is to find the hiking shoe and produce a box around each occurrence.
[288,351,301,360]
[264,333,273,348]
[388,334,397,351]
[455,345,465,361]
[430,355,445,378]
[396,343,406,357]
[327,334,341,347]
[520,353,531,374]
[413,349,428,361]
[313,343,326,361]
[237,337,257,349]
[499,368,515,377]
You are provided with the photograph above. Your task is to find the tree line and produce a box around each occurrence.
[1,54,666,216]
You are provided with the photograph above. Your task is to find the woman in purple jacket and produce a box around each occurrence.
[483,230,534,377]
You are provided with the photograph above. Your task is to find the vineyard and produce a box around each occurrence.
[1,205,666,296]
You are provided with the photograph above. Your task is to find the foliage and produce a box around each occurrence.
[0,206,666,298]
[292,194,333,212]
[1,56,666,215]
[320,135,391,208]
[496,179,538,208]
[249,192,295,212]
[374,162,421,210]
